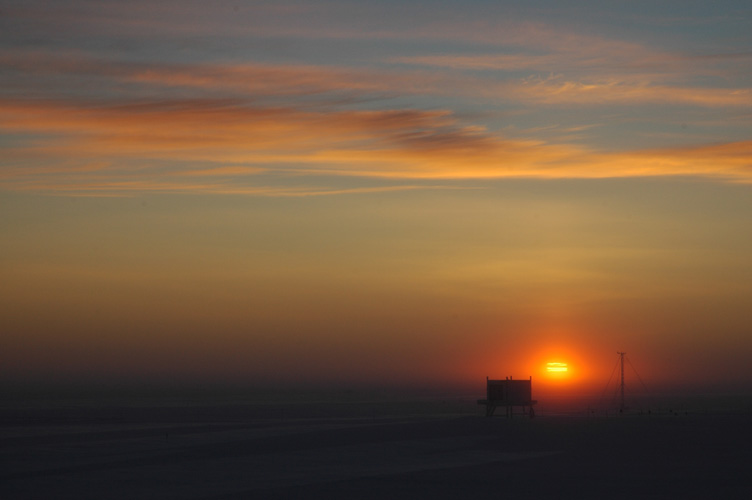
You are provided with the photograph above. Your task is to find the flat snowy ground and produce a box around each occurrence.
[2,403,751,499]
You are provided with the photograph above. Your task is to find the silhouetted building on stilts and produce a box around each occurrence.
[478,376,537,417]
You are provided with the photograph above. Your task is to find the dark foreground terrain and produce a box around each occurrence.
[1,400,751,499]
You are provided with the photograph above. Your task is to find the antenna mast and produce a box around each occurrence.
[617,351,626,412]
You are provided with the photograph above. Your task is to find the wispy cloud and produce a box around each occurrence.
[5,46,750,116]
[2,94,751,195]
[392,42,752,109]
[0,50,404,99]
[2,2,751,195]
[394,50,752,81]
[505,77,752,107]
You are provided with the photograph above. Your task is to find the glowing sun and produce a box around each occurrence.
[547,362,568,372]
[546,361,569,377]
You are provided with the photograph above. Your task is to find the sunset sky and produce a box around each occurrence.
[2,1,751,397]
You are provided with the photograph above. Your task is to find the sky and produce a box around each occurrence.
[1,0,751,399]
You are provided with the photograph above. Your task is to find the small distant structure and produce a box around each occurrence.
[478,376,537,417]
[600,351,650,413]
[618,351,626,412]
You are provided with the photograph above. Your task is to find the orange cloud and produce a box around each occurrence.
[0,50,433,100]
[505,77,752,108]
[10,42,750,114]
[2,96,752,195]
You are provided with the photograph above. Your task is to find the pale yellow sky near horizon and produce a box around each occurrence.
[3,178,751,393]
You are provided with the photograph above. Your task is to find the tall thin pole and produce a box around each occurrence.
[618,352,626,412]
